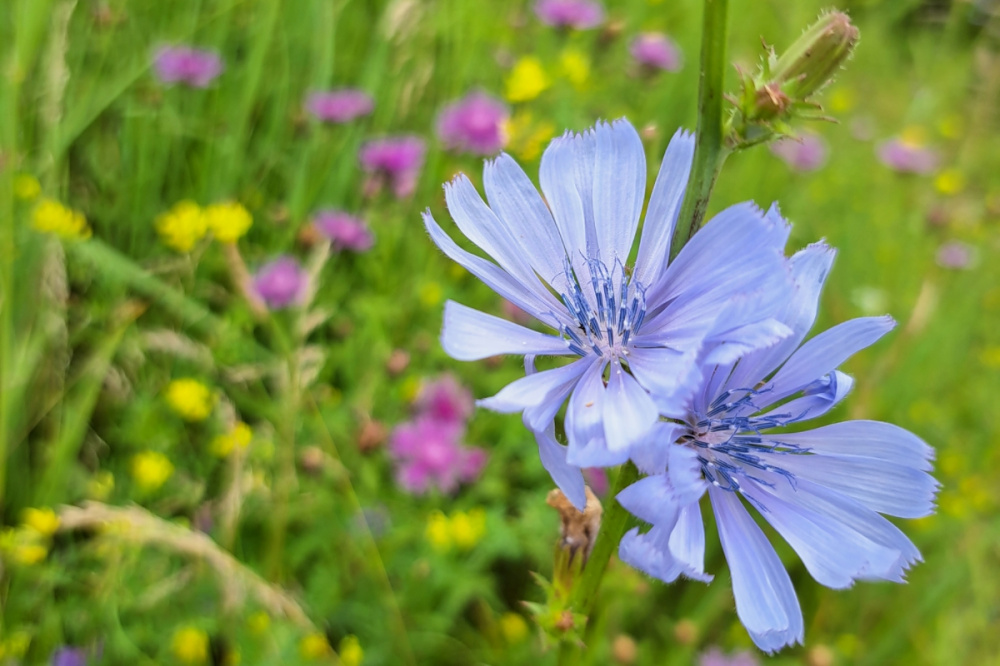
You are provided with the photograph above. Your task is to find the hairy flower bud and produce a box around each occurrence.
[769,11,859,101]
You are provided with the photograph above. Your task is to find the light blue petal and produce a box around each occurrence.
[742,479,902,589]
[617,474,683,525]
[703,317,793,366]
[483,154,570,291]
[424,210,563,328]
[668,444,708,505]
[565,360,630,467]
[619,526,686,583]
[668,501,713,582]
[592,119,646,265]
[442,300,575,361]
[772,420,934,472]
[759,370,853,423]
[535,425,587,510]
[479,358,591,431]
[540,131,597,260]
[764,315,896,405]
[726,241,836,391]
[771,452,938,518]
[633,129,694,287]
[710,487,804,653]
[602,360,659,454]
[630,422,686,474]
[626,345,701,415]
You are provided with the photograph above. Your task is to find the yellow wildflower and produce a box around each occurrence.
[172,626,210,664]
[210,422,253,457]
[338,635,364,666]
[502,111,556,161]
[31,199,91,239]
[87,470,115,500]
[827,88,855,114]
[499,612,529,644]
[165,378,215,421]
[505,56,550,103]
[299,632,332,660]
[900,125,927,147]
[558,48,590,89]
[131,451,174,492]
[426,511,452,552]
[14,174,41,200]
[21,507,60,537]
[155,200,208,252]
[205,201,252,243]
[13,543,49,565]
[418,282,443,308]
[450,508,486,550]
[247,611,271,636]
[933,168,964,196]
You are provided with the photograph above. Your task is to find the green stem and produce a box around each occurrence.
[558,2,731,663]
[266,347,300,581]
[670,0,730,260]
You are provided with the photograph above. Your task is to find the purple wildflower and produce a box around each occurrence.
[305,89,374,124]
[616,241,937,652]
[936,240,974,270]
[51,647,88,666]
[534,0,605,30]
[312,210,374,252]
[437,92,510,156]
[877,137,938,174]
[770,134,829,172]
[414,374,475,425]
[425,119,798,510]
[359,136,427,198]
[152,45,223,88]
[390,417,487,494]
[252,256,306,309]
[699,647,759,666]
[630,33,683,72]
[583,467,609,496]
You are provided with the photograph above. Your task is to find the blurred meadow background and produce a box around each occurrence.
[1,0,999,664]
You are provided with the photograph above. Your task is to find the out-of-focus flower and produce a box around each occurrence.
[699,647,760,666]
[502,111,556,161]
[153,46,223,87]
[31,199,91,239]
[305,89,374,123]
[505,56,551,103]
[14,174,41,200]
[22,507,59,537]
[877,132,938,174]
[425,508,487,551]
[558,49,590,90]
[312,210,374,252]
[51,646,89,666]
[338,636,364,666]
[425,120,796,510]
[437,91,509,155]
[933,168,964,195]
[155,201,208,252]
[534,0,605,30]
[247,612,270,635]
[769,133,829,172]
[616,243,937,652]
[131,451,174,492]
[205,201,252,243]
[611,634,638,664]
[499,612,530,643]
[299,633,331,660]
[414,374,474,425]
[252,256,307,309]
[171,626,210,664]
[359,136,426,198]
[936,240,975,270]
[0,631,31,660]
[583,467,609,496]
[87,470,115,501]
[390,417,487,494]
[165,378,215,421]
[630,32,683,72]
[210,422,253,457]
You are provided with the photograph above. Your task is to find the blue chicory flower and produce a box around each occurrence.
[615,241,938,652]
[424,119,798,509]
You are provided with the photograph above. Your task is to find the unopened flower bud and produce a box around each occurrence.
[770,11,859,102]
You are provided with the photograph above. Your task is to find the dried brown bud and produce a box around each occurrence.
[358,420,387,454]
[555,610,575,632]
[547,486,602,562]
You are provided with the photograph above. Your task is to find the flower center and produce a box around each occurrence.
[558,257,646,360]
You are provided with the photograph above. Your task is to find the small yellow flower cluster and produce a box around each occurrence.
[498,612,529,644]
[206,201,253,243]
[31,198,91,239]
[505,56,550,103]
[425,508,486,553]
[210,422,253,457]
[155,200,252,251]
[558,48,590,90]
[502,111,556,162]
[338,635,364,666]
[165,378,216,421]
[172,626,210,664]
[299,632,332,660]
[0,507,61,566]
[14,174,41,200]
[131,451,174,492]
